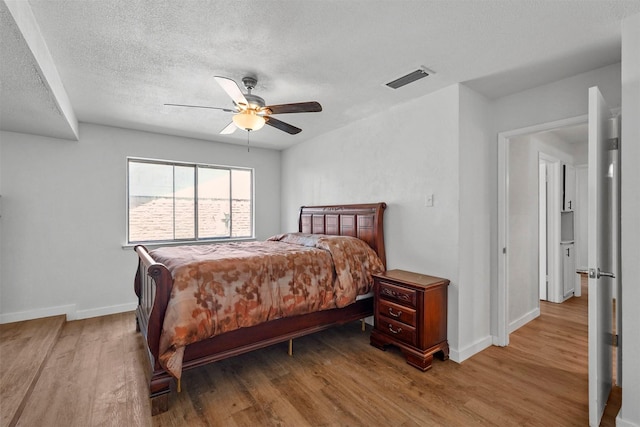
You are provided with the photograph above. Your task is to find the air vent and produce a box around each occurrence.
[386,66,435,89]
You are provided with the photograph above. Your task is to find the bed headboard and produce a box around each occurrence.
[298,202,387,268]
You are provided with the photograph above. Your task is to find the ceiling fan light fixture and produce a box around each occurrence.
[232,110,265,131]
[170,76,321,136]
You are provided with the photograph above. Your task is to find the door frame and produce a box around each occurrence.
[538,159,547,301]
[538,152,561,303]
[496,114,587,346]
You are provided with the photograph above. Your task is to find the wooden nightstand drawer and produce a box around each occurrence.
[378,280,417,307]
[378,315,416,346]
[378,298,416,326]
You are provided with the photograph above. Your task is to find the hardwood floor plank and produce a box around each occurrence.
[5,280,621,426]
[0,315,64,427]
[90,315,133,425]
[16,318,92,427]
[231,353,312,426]
[124,325,153,427]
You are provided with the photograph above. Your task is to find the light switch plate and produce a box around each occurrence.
[425,193,434,207]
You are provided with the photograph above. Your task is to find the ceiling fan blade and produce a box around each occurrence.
[265,116,302,135]
[164,103,235,112]
[214,76,249,108]
[264,101,322,115]
[220,122,237,134]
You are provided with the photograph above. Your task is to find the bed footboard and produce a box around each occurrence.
[133,245,174,415]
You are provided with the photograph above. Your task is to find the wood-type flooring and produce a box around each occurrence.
[2,281,621,426]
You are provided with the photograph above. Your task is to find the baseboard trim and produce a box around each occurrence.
[0,301,138,324]
[449,335,492,363]
[76,302,138,320]
[492,334,507,346]
[616,412,640,427]
[0,304,76,324]
[508,307,540,334]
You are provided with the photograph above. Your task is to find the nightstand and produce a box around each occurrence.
[370,269,449,371]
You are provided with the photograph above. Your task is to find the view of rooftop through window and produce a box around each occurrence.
[127,159,253,243]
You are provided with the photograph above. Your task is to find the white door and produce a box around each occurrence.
[587,86,618,426]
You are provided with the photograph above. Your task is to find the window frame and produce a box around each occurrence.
[126,156,255,246]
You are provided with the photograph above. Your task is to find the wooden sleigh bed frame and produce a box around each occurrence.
[133,202,387,414]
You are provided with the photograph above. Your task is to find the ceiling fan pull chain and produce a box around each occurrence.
[247,130,251,152]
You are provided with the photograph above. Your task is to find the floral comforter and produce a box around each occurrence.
[150,233,384,379]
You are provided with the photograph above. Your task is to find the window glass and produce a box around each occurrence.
[197,167,231,238]
[231,169,253,238]
[128,162,175,242]
[174,166,195,240]
[127,159,253,244]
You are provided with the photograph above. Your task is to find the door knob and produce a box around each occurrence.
[597,269,615,279]
[584,268,615,279]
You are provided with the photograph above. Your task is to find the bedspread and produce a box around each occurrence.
[150,234,384,378]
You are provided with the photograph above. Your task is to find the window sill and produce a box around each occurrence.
[122,237,256,250]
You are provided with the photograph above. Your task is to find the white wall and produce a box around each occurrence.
[533,133,576,165]
[572,142,588,166]
[494,63,621,133]
[282,83,494,362]
[457,85,493,358]
[0,123,281,323]
[281,84,461,279]
[618,12,640,427]
[507,136,538,326]
[0,140,3,301]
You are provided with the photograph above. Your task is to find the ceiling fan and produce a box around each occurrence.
[165,76,322,135]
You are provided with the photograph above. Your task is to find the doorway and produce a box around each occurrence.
[496,115,587,346]
[497,89,621,426]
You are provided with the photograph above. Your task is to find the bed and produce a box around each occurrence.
[133,202,387,414]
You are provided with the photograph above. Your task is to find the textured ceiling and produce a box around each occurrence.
[2,0,639,149]
[0,1,77,140]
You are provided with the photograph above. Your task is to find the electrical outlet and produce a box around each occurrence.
[425,193,434,207]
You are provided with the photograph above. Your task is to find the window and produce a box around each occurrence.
[127,158,253,244]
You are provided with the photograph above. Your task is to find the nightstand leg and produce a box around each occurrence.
[404,352,434,371]
[438,342,450,361]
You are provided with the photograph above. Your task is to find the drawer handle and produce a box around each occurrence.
[388,324,402,334]
[388,307,402,318]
